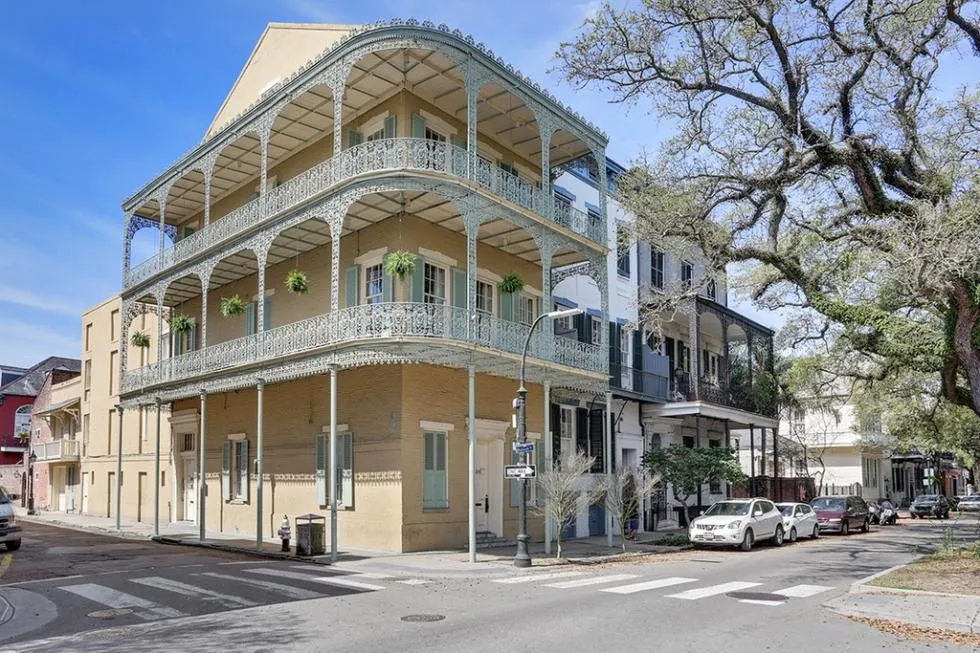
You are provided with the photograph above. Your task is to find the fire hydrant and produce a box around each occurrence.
[277,515,291,552]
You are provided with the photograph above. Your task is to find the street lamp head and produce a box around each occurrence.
[546,307,584,320]
[28,451,37,464]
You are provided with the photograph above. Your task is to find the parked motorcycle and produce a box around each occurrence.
[877,500,898,525]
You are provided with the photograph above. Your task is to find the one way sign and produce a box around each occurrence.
[504,464,536,479]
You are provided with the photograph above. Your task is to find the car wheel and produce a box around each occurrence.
[789,527,798,543]
[862,519,870,533]
[812,524,821,539]
[909,513,916,519]
[841,521,850,536]
[740,529,754,552]
[772,525,785,547]
[4,539,20,551]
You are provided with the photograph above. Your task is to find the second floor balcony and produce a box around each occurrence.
[32,439,81,464]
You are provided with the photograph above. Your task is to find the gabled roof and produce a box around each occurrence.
[0,365,27,388]
[205,22,357,139]
[0,357,82,398]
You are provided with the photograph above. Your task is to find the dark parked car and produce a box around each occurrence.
[810,495,871,535]
[909,494,950,519]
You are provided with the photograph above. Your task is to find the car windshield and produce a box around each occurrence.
[810,498,845,510]
[778,505,795,516]
[0,488,9,504]
[703,501,750,516]
[915,495,938,502]
[881,501,894,509]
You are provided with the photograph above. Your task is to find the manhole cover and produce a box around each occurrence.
[88,608,134,619]
[401,614,445,623]
[727,591,787,602]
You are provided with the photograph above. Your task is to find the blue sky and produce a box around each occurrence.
[0,0,773,368]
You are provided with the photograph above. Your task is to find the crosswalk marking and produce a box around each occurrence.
[289,566,391,580]
[397,579,431,585]
[199,572,323,600]
[739,599,785,606]
[599,577,698,595]
[544,574,638,589]
[246,568,386,591]
[494,571,586,584]
[60,583,187,621]
[130,576,257,609]
[666,581,761,600]
[772,584,834,598]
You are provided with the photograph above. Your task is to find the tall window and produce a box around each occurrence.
[620,329,632,389]
[82,413,90,456]
[518,295,535,326]
[424,127,446,142]
[232,440,249,501]
[559,406,574,455]
[366,127,385,142]
[110,308,120,341]
[554,309,573,334]
[476,280,494,315]
[590,316,602,345]
[423,431,448,509]
[616,226,631,277]
[706,279,717,300]
[423,263,447,305]
[364,264,383,305]
[681,261,693,289]
[651,250,665,289]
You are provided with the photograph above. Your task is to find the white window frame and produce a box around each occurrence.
[651,250,665,289]
[681,261,694,288]
[476,279,495,316]
[360,111,390,139]
[518,294,536,326]
[363,263,384,305]
[423,262,448,306]
[227,433,248,503]
[590,316,602,345]
[423,430,449,510]
[419,110,457,139]
[559,406,575,456]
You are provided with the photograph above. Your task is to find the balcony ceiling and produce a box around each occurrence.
[139,46,592,226]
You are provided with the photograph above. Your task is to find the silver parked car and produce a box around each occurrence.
[957,495,980,512]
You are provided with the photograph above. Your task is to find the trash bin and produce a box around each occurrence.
[295,513,326,556]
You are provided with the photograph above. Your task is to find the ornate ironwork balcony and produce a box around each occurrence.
[121,303,606,393]
[125,138,607,289]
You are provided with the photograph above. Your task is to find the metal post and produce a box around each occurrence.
[515,381,531,568]
[605,391,613,548]
[116,406,124,531]
[724,419,731,499]
[329,367,338,563]
[749,425,756,495]
[154,397,162,536]
[467,365,476,563]
[543,380,552,556]
[199,391,207,541]
[773,424,780,502]
[256,378,265,551]
[696,413,702,511]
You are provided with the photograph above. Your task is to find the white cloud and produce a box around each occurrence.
[279,0,337,22]
[0,318,79,367]
[0,283,85,317]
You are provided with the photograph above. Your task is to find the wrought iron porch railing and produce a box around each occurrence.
[125,138,607,289]
[121,303,607,393]
[678,377,777,418]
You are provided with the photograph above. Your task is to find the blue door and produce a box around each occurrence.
[589,504,605,536]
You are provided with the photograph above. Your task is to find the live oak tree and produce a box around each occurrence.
[642,445,746,526]
[558,1,980,419]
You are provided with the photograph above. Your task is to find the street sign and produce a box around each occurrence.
[504,464,536,479]
[513,442,535,454]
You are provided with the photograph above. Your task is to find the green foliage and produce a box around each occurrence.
[284,269,309,295]
[498,273,525,295]
[220,295,247,317]
[383,251,417,280]
[130,331,151,348]
[656,534,691,547]
[643,445,746,524]
[170,314,194,334]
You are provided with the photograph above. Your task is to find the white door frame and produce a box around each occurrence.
[180,453,197,523]
[81,471,90,514]
[169,409,200,524]
[468,418,508,536]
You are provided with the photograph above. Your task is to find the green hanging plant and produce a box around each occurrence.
[499,273,525,295]
[130,331,151,349]
[220,294,247,317]
[170,314,194,334]
[285,269,310,295]
[383,250,417,280]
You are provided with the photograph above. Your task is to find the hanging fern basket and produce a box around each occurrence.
[383,250,417,280]
[285,269,310,295]
[170,314,194,334]
[220,295,247,317]
[499,273,525,295]
[130,331,151,349]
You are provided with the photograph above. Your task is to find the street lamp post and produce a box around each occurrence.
[27,450,37,515]
[515,307,583,568]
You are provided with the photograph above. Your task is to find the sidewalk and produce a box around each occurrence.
[824,565,980,634]
[15,507,689,579]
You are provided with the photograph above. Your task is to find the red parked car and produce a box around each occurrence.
[809,495,871,535]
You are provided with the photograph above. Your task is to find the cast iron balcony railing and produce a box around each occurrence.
[125,138,607,289]
[671,374,778,418]
[121,303,606,393]
[608,363,669,401]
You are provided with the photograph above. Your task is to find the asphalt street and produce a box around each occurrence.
[2,516,979,652]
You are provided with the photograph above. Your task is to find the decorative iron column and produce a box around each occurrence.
[256,378,265,550]
[154,397,162,536]
[467,365,476,562]
[330,219,342,314]
[329,366,339,562]
[605,391,613,548]
[543,379,552,555]
[465,216,479,341]
[198,390,207,541]
[115,406,124,531]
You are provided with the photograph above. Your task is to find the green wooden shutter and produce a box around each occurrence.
[576,408,589,455]
[338,432,354,509]
[382,272,394,302]
[551,403,561,466]
[450,135,465,149]
[240,440,249,503]
[222,441,232,501]
[188,323,198,352]
[346,128,363,148]
[411,113,427,138]
[384,115,397,138]
[315,433,327,506]
[345,266,359,308]
[409,257,426,302]
[246,302,257,336]
[423,432,447,509]
[500,292,514,321]
[263,298,273,331]
[451,268,467,308]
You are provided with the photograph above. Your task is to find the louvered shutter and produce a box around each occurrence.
[315,434,327,506]
[337,432,354,508]
[410,257,426,303]
[221,441,232,501]
[383,115,397,138]
[411,114,426,138]
[345,266,359,308]
[239,440,249,503]
[550,403,561,467]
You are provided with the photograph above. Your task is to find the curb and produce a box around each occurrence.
[849,559,923,592]
[824,600,980,635]
[19,516,155,542]
[150,536,333,565]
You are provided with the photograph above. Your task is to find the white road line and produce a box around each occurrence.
[739,599,785,606]
[493,571,586,584]
[599,577,698,595]
[130,576,258,609]
[289,566,391,580]
[397,579,431,585]
[199,572,322,600]
[245,568,385,591]
[772,584,835,598]
[60,583,186,621]
[544,574,639,589]
[666,581,761,600]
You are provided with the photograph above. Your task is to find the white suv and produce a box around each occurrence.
[689,498,785,551]
[0,487,21,551]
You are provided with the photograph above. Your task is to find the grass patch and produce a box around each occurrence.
[868,546,980,596]
[651,534,690,547]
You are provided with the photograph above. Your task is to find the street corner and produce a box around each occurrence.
[0,587,59,645]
